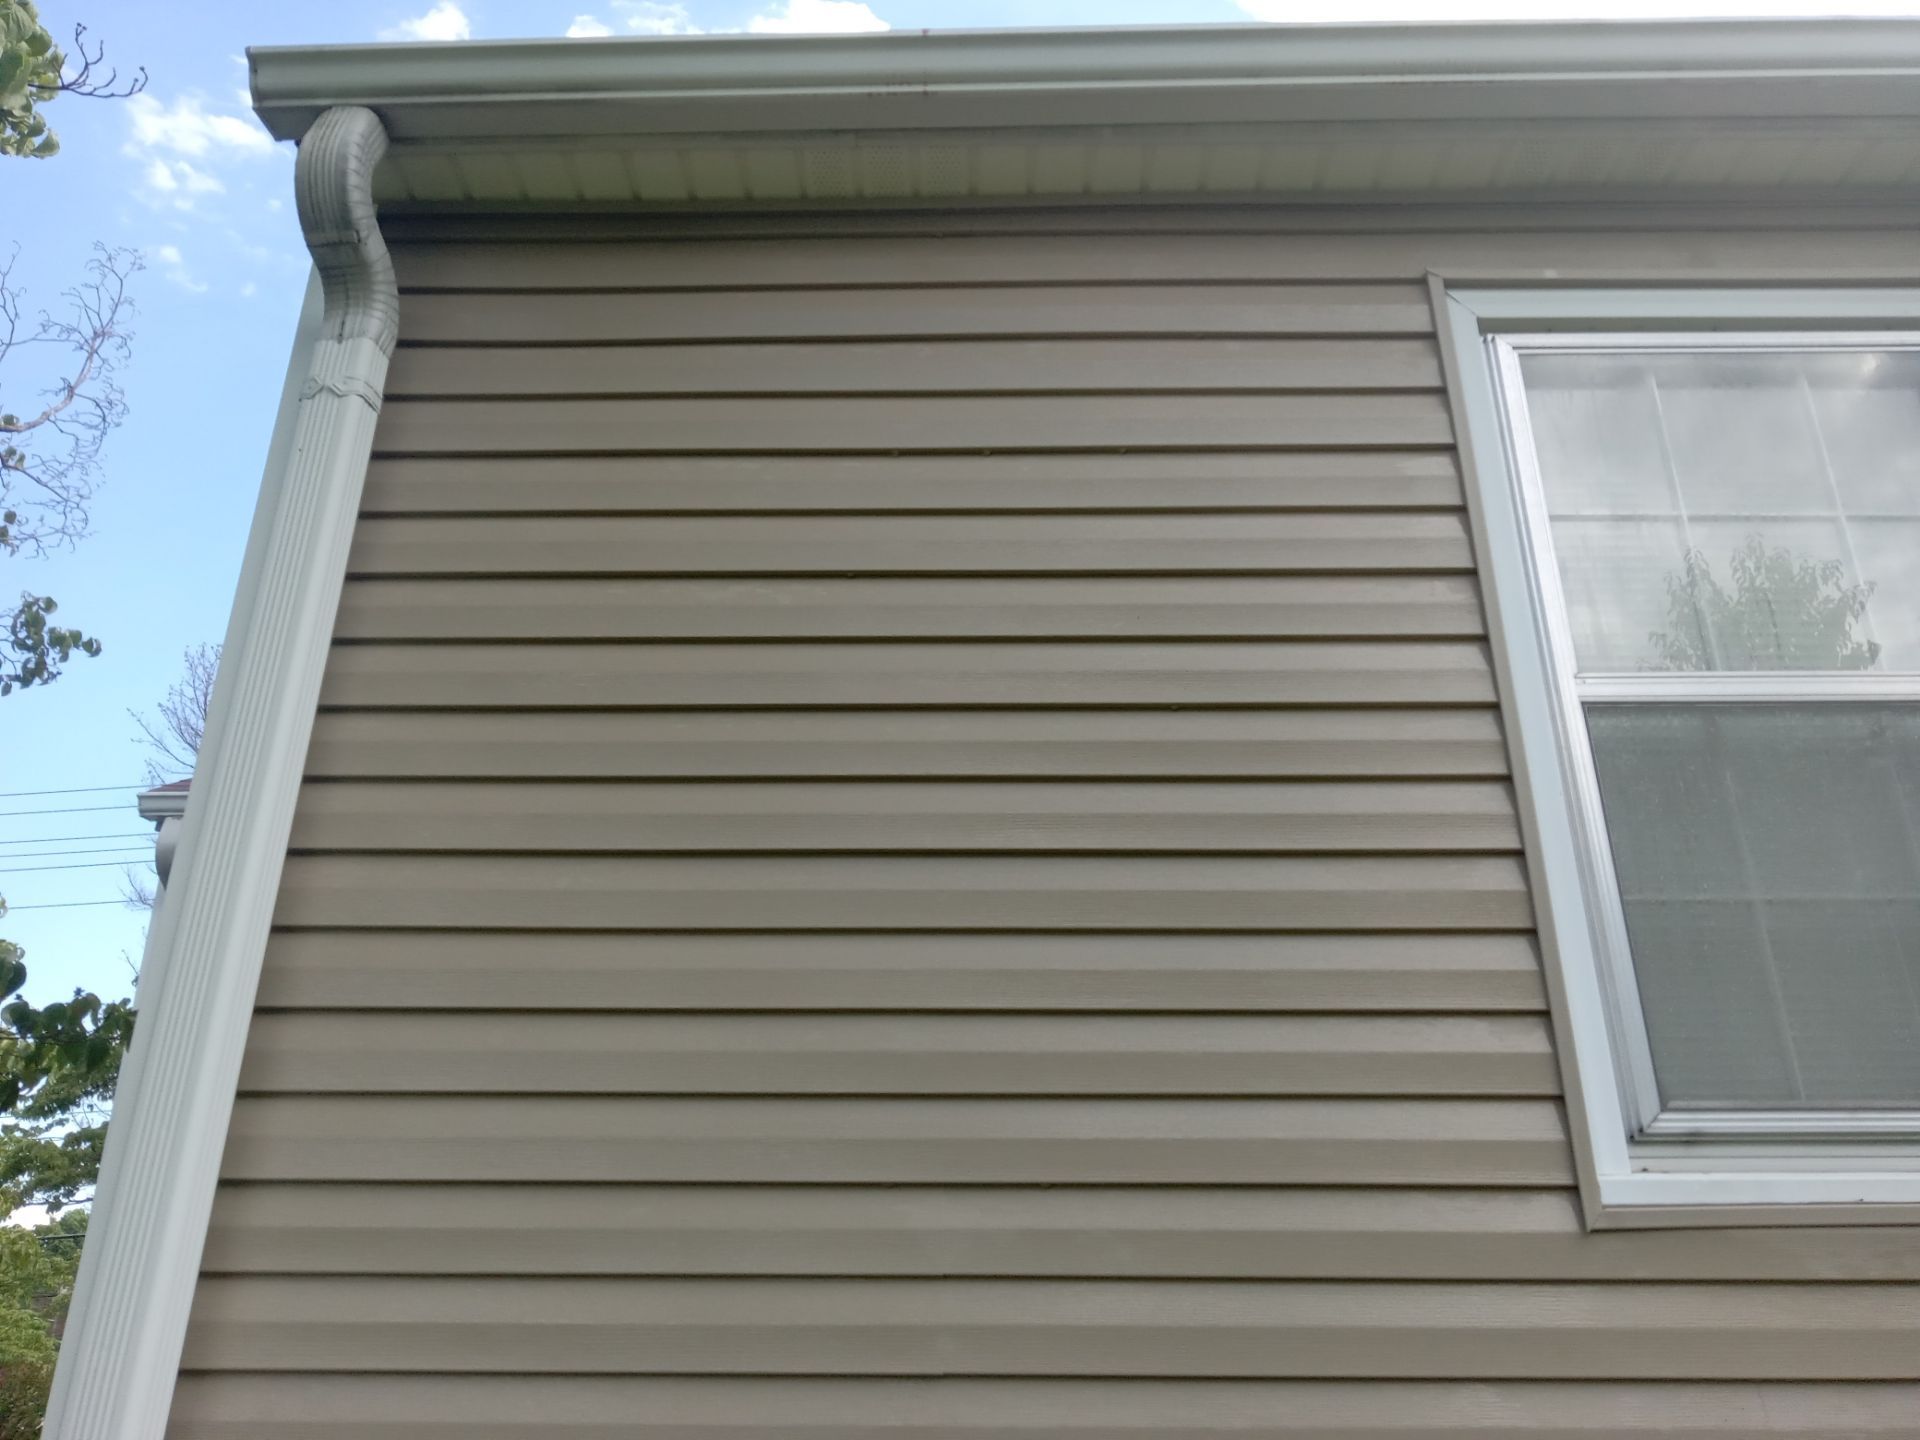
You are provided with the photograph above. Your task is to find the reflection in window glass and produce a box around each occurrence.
[1520,350,1920,673]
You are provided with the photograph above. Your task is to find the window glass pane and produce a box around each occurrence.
[1521,358,1675,513]
[1850,520,1920,672]
[1519,349,1920,673]
[1587,703,1920,1109]
[1542,517,1688,675]
[1654,355,1832,515]
[1808,356,1920,517]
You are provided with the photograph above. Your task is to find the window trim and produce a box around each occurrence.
[1441,284,1920,1223]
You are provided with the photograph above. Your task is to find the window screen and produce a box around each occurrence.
[1517,348,1920,1116]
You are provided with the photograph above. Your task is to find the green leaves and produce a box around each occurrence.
[0,1211,86,1430]
[2,591,100,695]
[0,2,62,160]
[0,898,134,1214]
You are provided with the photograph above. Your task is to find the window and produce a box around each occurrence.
[1447,289,1920,1217]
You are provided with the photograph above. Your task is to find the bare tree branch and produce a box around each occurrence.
[117,867,155,913]
[0,244,138,561]
[54,24,146,101]
[129,643,218,784]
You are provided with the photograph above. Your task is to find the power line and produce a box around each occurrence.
[1,859,154,874]
[3,900,129,911]
[0,832,151,847]
[0,804,131,819]
[2,846,153,861]
[0,782,150,800]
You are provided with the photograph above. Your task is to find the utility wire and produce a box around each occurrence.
[0,832,151,847]
[2,846,154,861]
[0,804,133,819]
[0,860,155,874]
[3,900,129,911]
[0,782,150,799]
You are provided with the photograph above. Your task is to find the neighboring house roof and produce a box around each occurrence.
[247,20,1920,208]
[135,780,192,824]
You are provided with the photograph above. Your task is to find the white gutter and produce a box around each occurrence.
[250,19,1920,143]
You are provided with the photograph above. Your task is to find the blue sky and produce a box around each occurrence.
[7,0,1920,1014]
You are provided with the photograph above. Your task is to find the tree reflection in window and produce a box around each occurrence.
[1648,536,1880,672]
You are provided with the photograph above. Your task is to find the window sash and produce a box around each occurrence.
[1490,332,1920,1142]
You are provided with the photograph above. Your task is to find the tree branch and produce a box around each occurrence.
[0,244,136,558]
[53,24,146,101]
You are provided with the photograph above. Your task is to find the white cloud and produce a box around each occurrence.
[614,1,704,32]
[125,93,274,161]
[151,244,210,294]
[241,281,259,299]
[138,157,226,210]
[380,2,472,41]
[124,93,276,211]
[567,14,615,35]
[748,0,887,31]
[1238,0,1920,16]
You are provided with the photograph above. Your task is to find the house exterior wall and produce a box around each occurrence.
[168,207,1920,1436]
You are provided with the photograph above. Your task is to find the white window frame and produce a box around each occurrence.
[1443,285,1920,1222]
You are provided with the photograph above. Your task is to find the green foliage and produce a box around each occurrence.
[0,901,131,1215]
[0,1211,85,1433]
[1650,535,1881,672]
[3,590,98,695]
[0,2,61,159]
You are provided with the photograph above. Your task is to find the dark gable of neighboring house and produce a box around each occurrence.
[41,21,1920,1440]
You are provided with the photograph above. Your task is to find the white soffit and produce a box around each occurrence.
[251,20,1920,207]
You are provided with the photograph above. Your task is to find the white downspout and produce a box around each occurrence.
[42,105,398,1440]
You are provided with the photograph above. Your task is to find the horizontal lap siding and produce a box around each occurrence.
[359,452,1467,512]
[218,1096,1576,1186]
[164,1377,1920,1439]
[333,576,1490,640]
[394,283,1436,341]
[174,1277,1920,1378]
[198,1183,1920,1281]
[302,709,1515,777]
[317,641,1500,707]
[254,932,1548,1010]
[346,514,1475,575]
[175,214,1920,1439]
[386,337,1447,395]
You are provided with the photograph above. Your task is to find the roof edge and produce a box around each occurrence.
[250,19,1920,144]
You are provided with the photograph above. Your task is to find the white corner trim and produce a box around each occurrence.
[43,105,397,1440]
[1442,281,1920,1228]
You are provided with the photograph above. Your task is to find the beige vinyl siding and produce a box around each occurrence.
[356,451,1468,512]
[171,212,1920,1438]
[255,931,1548,1009]
[345,513,1474,573]
[165,1376,1920,1439]
[391,282,1437,340]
